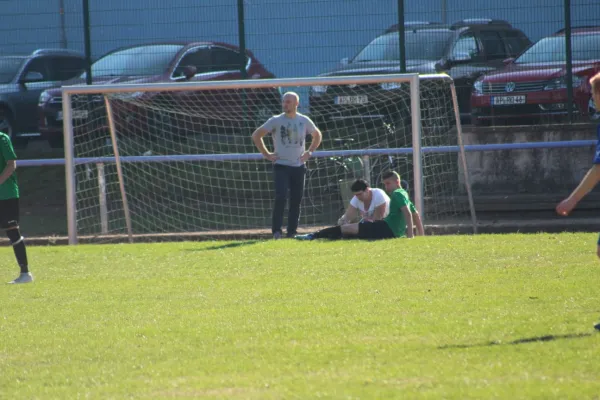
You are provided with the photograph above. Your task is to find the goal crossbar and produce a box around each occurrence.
[59,73,453,95]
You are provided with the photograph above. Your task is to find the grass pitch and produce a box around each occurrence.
[1,233,600,399]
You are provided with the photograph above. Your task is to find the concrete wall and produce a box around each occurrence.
[461,123,597,195]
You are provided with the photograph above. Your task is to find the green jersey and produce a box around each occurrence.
[0,132,19,200]
[383,188,415,237]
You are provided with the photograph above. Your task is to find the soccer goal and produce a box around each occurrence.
[62,73,477,244]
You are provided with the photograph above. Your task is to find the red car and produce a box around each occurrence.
[471,27,600,125]
[38,42,280,148]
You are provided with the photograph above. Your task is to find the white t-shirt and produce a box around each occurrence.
[350,188,390,219]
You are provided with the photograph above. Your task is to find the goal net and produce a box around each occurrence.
[63,74,476,244]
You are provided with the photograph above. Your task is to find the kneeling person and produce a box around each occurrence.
[297,171,423,240]
[337,179,390,225]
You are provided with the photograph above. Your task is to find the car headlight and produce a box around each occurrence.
[473,80,483,95]
[311,85,328,94]
[544,75,583,91]
[380,82,403,90]
[38,91,51,106]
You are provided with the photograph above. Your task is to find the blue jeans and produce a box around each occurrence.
[272,163,306,236]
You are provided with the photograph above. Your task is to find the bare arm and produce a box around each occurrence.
[0,160,16,186]
[556,164,600,215]
[251,127,277,162]
[412,210,425,236]
[339,204,359,225]
[301,129,323,163]
[402,206,414,238]
[567,164,600,203]
[308,129,322,153]
[371,203,387,221]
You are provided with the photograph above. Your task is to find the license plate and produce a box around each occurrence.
[335,95,368,105]
[492,95,526,106]
[56,110,89,121]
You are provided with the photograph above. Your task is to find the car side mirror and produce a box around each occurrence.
[503,57,515,65]
[19,71,44,84]
[340,57,349,65]
[182,65,197,80]
[435,59,449,71]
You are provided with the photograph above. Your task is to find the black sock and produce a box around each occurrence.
[6,229,28,273]
[312,226,343,239]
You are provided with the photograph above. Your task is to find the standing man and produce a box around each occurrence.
[0,132,32,284]
[252,92,322,239]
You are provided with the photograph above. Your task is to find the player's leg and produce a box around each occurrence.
[356,220,395,240]
[272,164,289,239]
[286,165,306,238]
[340,222,360,236]
[1,198,32,284]
[296,224,345,240]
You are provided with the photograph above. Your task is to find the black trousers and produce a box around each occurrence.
[0,198,19,229]
[272,164,306,236]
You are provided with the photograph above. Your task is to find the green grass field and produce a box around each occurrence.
[1,233,600,399]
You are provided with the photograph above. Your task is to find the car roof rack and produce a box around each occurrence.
[555,26,600,34]
[451,18,512,29]
[32,48,84,56]
[385,21,448,33]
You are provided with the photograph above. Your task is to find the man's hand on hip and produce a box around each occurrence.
[265,153,279,162]
[300,151,312,163]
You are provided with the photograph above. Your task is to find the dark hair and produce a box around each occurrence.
[350,179,369,192]
[381,171,401,181]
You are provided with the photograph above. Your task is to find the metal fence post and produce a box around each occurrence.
[82,0,92,85]
[397,0,406,73]
[237,0,248,79]
[564,0,573,123]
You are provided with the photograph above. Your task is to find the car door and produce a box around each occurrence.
[209,46,279,125]
[13,57,57,132]
[48,56,86,81]
[479,30,510,69]
[501,30,532,58]
[446,32,485,114]
[205,46,248,123]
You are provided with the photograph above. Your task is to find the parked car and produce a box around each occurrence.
[38,41,280,148]
[309,18,531,130]
[471,27,600,125]
[0,48,85,147]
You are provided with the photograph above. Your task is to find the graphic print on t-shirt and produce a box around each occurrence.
[279,122,305,147]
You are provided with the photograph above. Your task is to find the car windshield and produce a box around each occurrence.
[0,58,25,84]
[82,44,185,78]
[515,33,600,63]
[352,30,452,62]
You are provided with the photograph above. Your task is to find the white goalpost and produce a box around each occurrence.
[62,73,477,244]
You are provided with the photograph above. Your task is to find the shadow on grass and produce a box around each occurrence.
[439,332,594,350]
[184,240,262,252]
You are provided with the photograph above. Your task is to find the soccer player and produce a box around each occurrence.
[0,132,32,284]
[296,171,424,240]
[336,178,390,225]
[252,91,322,239]
[555,71,600,330]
